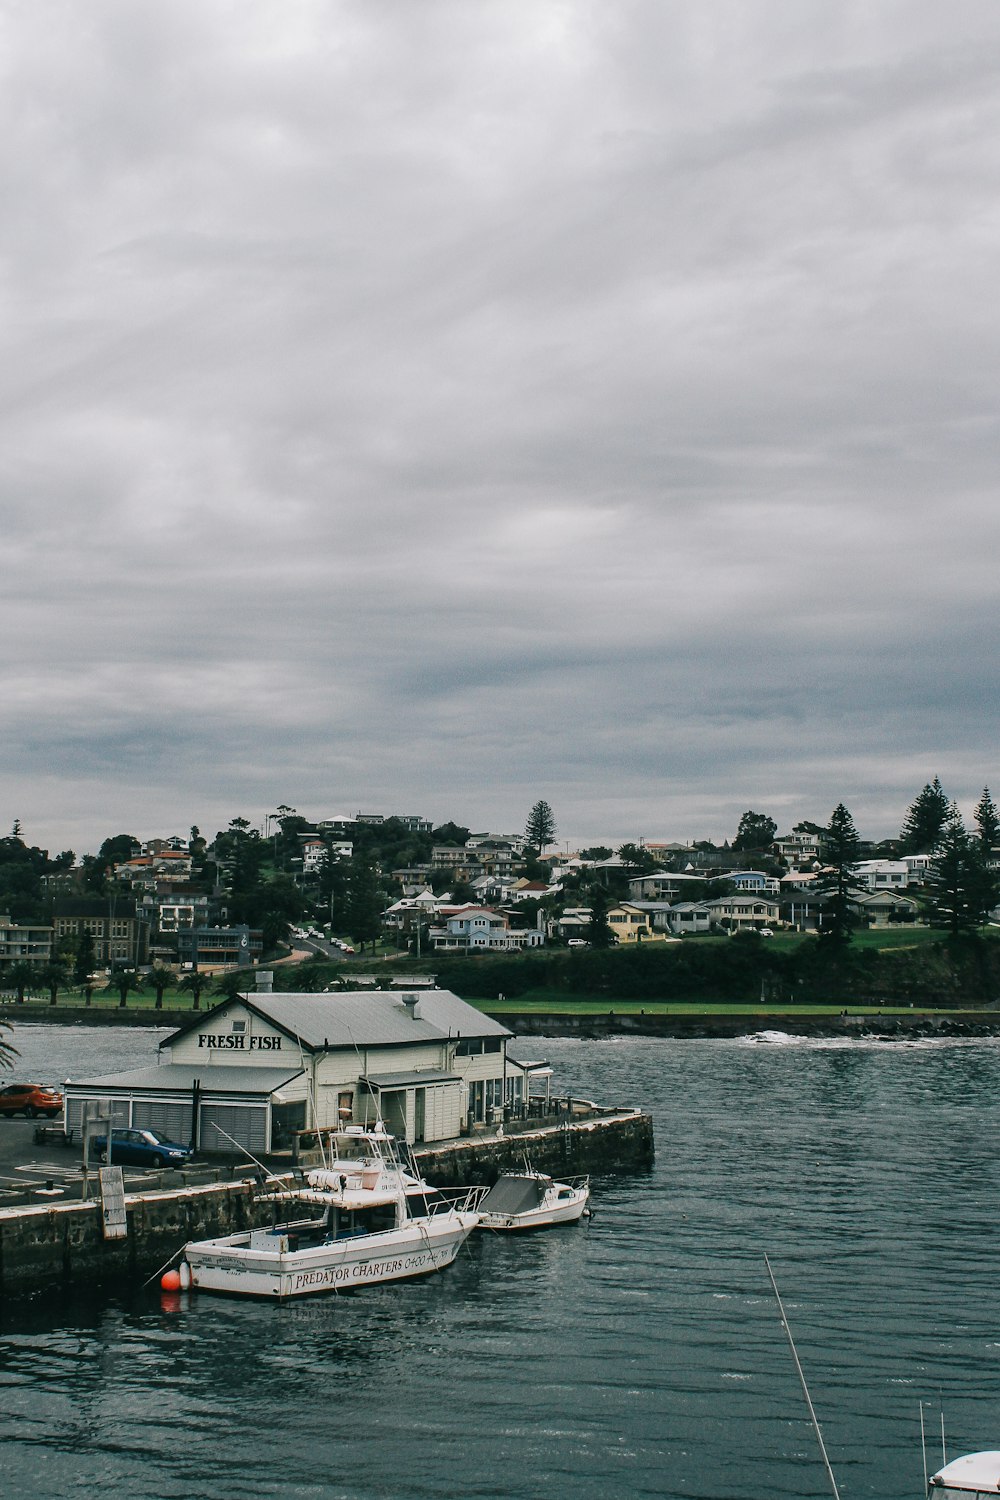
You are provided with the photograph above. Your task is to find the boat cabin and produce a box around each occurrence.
[929,1450,1000,1496]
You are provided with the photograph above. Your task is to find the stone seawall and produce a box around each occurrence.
[495,1011,1000,1040]
[0,1179,276,1297]
[414,1107,655,1187]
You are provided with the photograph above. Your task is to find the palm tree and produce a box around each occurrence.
[213,970,251,1004]
[177,970,207,1010]
[111,966,143,1009]
[3,960,37,1004]
[39,960,69,1006]
[145,963,176,1010]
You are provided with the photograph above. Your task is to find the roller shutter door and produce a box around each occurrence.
[201,1104,268,1155]
[132,1100,190,1141]
[66,1095,130,1132]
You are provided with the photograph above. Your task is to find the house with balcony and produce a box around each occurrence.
[707,894,781,932]
[774,832,822,869]
[427,906,544,954]
[852,860,911,890]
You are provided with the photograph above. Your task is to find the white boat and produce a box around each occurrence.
[183,1123,483,1300]
[476,1170,590,1231]
[927,1449,1000,1495]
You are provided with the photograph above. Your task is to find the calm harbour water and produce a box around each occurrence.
[3,1025,1000,1500]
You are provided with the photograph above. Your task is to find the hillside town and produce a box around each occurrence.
[0,779,997,990]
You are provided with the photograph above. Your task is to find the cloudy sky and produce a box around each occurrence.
[4,1,1000,857]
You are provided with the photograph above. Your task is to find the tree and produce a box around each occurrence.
[899,778,951,854]
[3,961,37,1004]
[73,930,96,987]
[928,811,998,939]
[177,970,207,1010]
[347,857,384,954]
[814,804,864,947]
[525,801,557,856]
[974,788,1000,854]
[733,811,777,853]
[587,885,615,949]
[579,847,612,861]
[145,964,175,1010]
[39,960,68,1006]
[111,966,142,1009]
[617,842,657,874]
[214,970,252,1003]
[0,1021,16,1071]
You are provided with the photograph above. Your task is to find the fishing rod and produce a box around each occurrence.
[764,1253,842,1500]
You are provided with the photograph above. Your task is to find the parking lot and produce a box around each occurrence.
[0,1117,202,1205]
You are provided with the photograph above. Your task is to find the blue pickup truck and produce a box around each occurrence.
[91,1128,193,1169]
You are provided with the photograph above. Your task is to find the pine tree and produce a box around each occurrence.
[928,810,998,938]
[587,884,615,949]
[974,787,1000,854]
[899,778,951,853]
[814,804,864,946]
[525,801,557,856]
[347,857,384,954]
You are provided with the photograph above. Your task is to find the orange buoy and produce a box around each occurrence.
[161,1268,182,1292]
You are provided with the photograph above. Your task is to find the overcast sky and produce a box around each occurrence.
[4,1,1000,857]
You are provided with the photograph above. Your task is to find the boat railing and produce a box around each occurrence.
[424,1185,487,1216]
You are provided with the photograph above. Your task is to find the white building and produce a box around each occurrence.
[63,980,530,1154]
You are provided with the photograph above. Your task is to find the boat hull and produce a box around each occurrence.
[478,1187,590,1232]
[185,1211,479,1300]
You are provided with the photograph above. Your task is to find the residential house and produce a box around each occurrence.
[729,870,781,895]
[707,894,781,932]
[661,901,713,936]
[774,832,822,869]
[852,860,911,890]
[427,906,544,954]
[628,872,706,900]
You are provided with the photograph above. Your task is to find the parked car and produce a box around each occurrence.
[90,1128,193,1169]
[0,1082,63,1118]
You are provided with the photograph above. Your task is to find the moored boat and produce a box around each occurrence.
[476,1170,590,1231]
[927,1450,1000,1495]
[182,1123,483,1299]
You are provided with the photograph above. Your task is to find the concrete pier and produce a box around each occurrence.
[0,1106,654,1296]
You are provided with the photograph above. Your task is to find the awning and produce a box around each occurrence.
[361,1070,460,1090]
[63,1063,305,1102]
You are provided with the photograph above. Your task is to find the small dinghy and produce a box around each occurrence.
[476,1170,590,1231]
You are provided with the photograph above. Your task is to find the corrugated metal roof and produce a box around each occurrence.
[64,1064,303,1096]
[245,988,511,1050]
[363,1070,460,1089]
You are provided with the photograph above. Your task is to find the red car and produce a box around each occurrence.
[0,1082,63,1119]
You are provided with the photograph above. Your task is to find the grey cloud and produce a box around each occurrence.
[2,1,999,853]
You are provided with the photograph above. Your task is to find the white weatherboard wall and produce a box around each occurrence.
[166,1005,288,1065]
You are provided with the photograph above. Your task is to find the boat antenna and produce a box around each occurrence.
[208,1122,287,1186]
[297,1032,327,1169]
[763,1253,842,1500]
[920,1401,928,1494]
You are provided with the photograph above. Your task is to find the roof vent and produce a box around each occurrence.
[400,993,421,1018]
